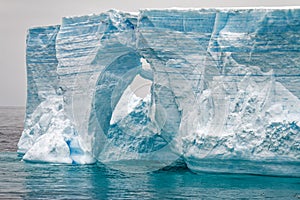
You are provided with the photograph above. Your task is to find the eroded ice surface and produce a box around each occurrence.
[18,8,300,175]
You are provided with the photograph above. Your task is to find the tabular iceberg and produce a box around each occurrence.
[18,8,300,175]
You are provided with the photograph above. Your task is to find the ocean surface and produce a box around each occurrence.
[0,106,300,199]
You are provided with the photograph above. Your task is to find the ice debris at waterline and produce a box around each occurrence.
[18,8,300,175]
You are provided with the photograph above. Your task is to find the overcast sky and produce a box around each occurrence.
[1,0,300,106]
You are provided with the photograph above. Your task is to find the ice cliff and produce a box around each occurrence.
[18,8,300,176]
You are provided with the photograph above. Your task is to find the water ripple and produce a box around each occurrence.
[0,153,300,199]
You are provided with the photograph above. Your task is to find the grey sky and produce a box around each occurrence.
[1,0,300,106]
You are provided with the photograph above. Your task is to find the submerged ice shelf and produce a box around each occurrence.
[18,8,300,175]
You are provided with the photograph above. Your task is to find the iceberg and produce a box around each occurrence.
[18,8,300,175]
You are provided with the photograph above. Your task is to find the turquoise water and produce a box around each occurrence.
[0,152,300,199]
[0,107,300,199]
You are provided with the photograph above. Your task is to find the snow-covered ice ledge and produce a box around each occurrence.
[18,8,300,175]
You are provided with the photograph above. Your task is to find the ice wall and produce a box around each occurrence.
[18,8,300,176]
[18,25,62,154]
